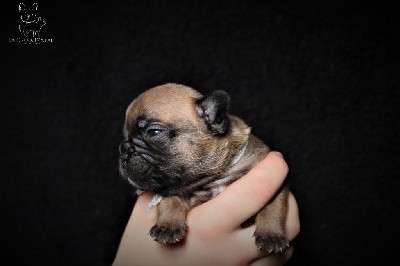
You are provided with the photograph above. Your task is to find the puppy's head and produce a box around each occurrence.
[118,83,249,196]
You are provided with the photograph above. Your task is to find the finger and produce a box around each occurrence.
[283,246,294,264]
[191,152,288,232]
[231,225,264,261]
[233,192,299,262]
[133,192,157,222]
[285,192,300,242]
[113,192,157,265]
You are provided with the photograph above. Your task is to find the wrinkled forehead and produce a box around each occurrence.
[126,84,202,128]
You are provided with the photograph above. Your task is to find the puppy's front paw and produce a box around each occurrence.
[254,232,289,253]
[149,222,188,244]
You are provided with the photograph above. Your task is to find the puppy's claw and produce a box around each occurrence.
[149,222,187,244]
[254,232,289,254]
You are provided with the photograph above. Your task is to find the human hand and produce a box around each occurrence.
[113,152,300,265]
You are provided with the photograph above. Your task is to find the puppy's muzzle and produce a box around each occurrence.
[119,140,136,164]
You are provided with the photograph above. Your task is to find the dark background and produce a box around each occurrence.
[2,0,399,265]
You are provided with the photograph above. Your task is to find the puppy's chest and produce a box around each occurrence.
[188,175,237,208]
[188,159,255,208]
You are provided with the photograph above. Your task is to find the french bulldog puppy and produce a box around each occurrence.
[119,83,289,253]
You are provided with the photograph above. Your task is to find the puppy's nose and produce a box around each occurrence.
[119,141,135,155]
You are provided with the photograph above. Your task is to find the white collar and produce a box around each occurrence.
[231,140,249,166]
[146,194,163,212]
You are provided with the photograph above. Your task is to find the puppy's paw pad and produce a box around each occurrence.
[149,222,187,244]
[254,233,289,253]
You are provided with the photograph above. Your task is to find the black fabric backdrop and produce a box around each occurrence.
[2,1,399,265]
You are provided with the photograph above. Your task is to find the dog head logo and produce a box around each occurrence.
[18,3,46,38]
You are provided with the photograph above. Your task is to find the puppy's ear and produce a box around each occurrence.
[196,90,230,135]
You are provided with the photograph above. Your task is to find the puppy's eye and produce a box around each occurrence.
[145,128,163,137]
